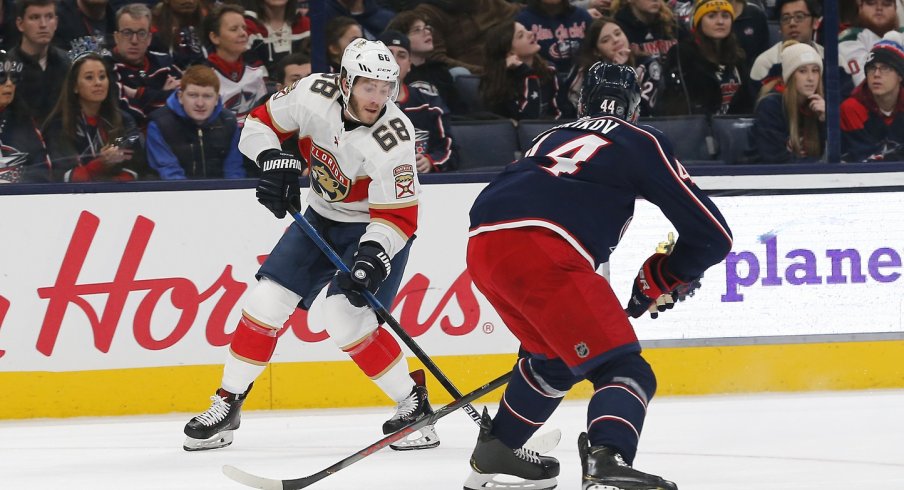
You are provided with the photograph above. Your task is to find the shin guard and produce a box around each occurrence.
[229,313,280,365]
[343,326,403,379]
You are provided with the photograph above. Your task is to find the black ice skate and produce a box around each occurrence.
[463,408,559,490]
[183,384,252,451]
[383,369,440,451]
[579,432,677,490]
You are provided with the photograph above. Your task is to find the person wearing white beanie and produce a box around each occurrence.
[751,39,825,163]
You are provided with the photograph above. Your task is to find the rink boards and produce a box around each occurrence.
[1,182,903,419]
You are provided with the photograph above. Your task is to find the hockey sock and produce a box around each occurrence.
[222,355,266,395]
[586,354,656,465]
[344,327,411,401]
[492,357,573,449]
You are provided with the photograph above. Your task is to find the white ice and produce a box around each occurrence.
[1,390,903,489]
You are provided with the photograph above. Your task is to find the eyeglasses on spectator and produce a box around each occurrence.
[117,29,150,41]
[408,25,433,36]
[779,13,812,24]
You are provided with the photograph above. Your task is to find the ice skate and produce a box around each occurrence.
[383,370,440,450]
[183,384,252,451]
[579,432,677,490]
[463,409,559,490]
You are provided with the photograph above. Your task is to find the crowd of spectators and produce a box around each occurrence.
[0,0,900,184]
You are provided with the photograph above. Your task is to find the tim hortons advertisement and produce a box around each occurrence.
[0,186,901,372]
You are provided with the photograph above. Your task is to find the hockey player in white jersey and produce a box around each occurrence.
[183,38,439,451]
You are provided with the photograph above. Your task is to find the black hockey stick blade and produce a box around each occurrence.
[222,371,511,490]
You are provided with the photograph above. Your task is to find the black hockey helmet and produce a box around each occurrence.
[578,62,641,122]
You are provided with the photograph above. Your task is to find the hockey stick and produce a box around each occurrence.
[223,371,512,490]
[287,207,482,426]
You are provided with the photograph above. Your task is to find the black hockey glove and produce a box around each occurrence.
[337,241,392,308]
[256,149,302,219]
[625,253,687,319]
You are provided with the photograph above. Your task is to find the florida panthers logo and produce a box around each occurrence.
[309,144,350,202]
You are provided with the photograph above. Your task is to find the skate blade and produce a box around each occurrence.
[389,424,440,451]
[583,482,675,490]
[183,430,234,451]
[463,471,557,490]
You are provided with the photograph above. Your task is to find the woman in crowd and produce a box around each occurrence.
[244,0,311,72]
[203,3,268,124]
[751,41,825,163]
[151,0,206,70]
[569,16,662,116]
[481,21,562,120]
[658,0,753,116]
[43,52,147,182]
[841,36,904,162]
[325,16,362,72]
[611,0,681,62]
[0,54,52,183]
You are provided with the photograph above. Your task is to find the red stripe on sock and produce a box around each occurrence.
[230,314,279,364]
[343,327,402,378]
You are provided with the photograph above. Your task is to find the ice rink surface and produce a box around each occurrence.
[2,389,903,490]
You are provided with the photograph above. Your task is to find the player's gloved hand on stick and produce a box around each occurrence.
[256,149,303,219]
[625,253,687,319]
[337,241,391,307]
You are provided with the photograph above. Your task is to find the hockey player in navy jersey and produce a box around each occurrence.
[463,62,732,490]
[183,38,440,452]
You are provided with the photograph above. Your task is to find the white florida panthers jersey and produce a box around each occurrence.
[239,73,420,258]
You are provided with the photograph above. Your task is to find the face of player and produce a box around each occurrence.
[114,13,152,65]
[281,63,311,88]
[210,12,248,58]
[178,83,218,124]
[866,61,903,98]
[792,63,820,98]
[595,22,630,64]
[388,46,411,81]
[75,59,110,106]
[406,20,433,55]
[16,4,57,48]
[779,0,815,43]
[0,78,15,110]
[346,77,394,125]
[511,22,540,59]
[699,10,732,40]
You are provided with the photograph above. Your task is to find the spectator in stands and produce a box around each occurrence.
[481,20,562,120]
[203,3,267,124]
[325,16,362,72]
[43,52,148,182]
[379,30,458,173]
[751,0,821,86]
[751,41,825,163]
[146,64,244,179]
[413,0,522,75]
[54,0,116,51]
[841,0,904,86]
[0,0,18,48]
[658,0,753,116]
[150,0,205,70]
[8,0,69,124]
[111,3,181,129]
[841,37,904,161]
[516,0,593,116]
[590,0,615,17]
[569,16,661,116]
[271,51,311,91]
[611,0,680,62]
[0,54,52,183]
[245,0,311,72]
[730,0,770,73]
[386,10,463,114]
[324,0,393,40]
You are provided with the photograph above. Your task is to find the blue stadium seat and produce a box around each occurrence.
[767,20,781,47]
[454,75,485,115]
[711,115,758,164]
[640,115,717,163]
[450,120,519,172]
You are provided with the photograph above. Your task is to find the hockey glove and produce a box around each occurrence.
[337,241,392,308]
[256,149,303,219]
[625,253,687,319]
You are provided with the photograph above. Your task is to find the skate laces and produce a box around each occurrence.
[195,395,231,427]
[390,390,420,420]
[514,447,542,464]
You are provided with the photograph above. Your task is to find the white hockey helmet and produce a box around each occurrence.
[340,38,400,109]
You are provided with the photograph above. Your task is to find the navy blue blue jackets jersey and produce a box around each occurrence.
[469,116,733,280]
